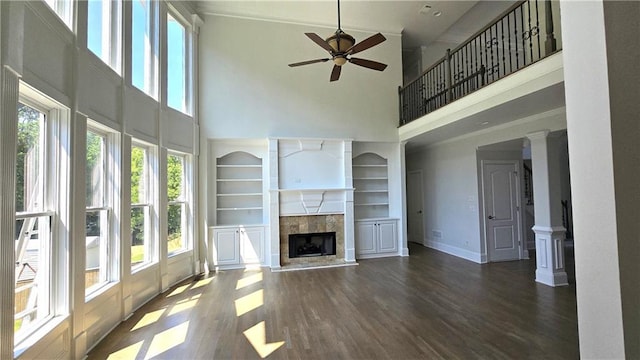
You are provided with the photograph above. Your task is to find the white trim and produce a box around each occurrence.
[424,238,485,264]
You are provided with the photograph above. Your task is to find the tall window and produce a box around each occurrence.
[14,95,66,345]
[85,124,119,296]
[131,141,155,270]
[167,152,190,255]
[166,12,190,114]
[43,0,73,28]
[87,0,122,72]
[132,0,159,97]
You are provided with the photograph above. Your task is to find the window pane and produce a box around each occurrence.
[16,104,44,213]
[86,131,105,208]
[86,210,108,292]
[168,204,183,253]
[131,207,148,266]
[15,216,52,340]
[87,0,105,60]
[167,154,183,202]
[131,146,147,204]
[167,13,186,112]
[132,0,158,96]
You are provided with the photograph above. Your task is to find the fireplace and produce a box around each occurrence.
[289,232,336,258]
[279,214,344,266]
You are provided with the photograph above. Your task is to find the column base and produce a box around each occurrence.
[536,269,569,287]
[532,225,569,287]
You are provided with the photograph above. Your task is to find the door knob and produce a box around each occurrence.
[488,215,494,219]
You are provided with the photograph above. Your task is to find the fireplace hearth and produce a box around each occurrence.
[289,232,336,258]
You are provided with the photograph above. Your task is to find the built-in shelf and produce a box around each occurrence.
[276,187,354,193]
[353,152,389,219]
[217,207,263,211]
[217,164,262,168]
[216,151,264,226]
[217,193,262,197]
[216,178,263,182]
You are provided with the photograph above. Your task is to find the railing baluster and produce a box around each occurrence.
[535,0,541,60]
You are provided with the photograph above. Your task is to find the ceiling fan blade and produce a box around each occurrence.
[330,65,342,82]
[349,57,388,71]
[346,33,386,55]
[289,58,330,67]
[305,33,334,53]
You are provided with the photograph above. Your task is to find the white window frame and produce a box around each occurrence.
[87,0,122,73]
[130,140,158,272]
[131,0,160,98]
[167,151,192,256]
[85,122,120,298]
[43,0,74,28]
[165,7,193,115]
[14,84,70,353]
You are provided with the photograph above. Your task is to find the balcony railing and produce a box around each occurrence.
[399,0,561,126]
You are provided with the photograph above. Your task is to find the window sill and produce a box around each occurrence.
[85,281,120,303]
[14,315,69,358]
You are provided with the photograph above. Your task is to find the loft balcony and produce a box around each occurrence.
[398,0,563,133]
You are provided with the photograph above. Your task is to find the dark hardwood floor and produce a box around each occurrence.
[88,243,579,359]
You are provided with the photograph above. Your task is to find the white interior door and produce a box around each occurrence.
[407,170,425,244]
[482,161,521,262]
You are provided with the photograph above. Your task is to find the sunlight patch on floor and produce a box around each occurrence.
[130,309,166,332]
[144,321,190,359]
[234,289,264,317]
[243,321,285,358]
[236,272,263,290]
[191,277,213,289]
[166,284,190,297]
[106,340,144,359]
[168,298,199,316]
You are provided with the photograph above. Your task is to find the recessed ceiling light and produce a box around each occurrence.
[480,121,490,126]
[432,10,442,17]
[419,4,432,15]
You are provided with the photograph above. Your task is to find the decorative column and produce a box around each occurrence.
[527,130,568,286]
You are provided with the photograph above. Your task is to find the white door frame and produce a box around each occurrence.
[407,170,425,245]
[480,160,524,262]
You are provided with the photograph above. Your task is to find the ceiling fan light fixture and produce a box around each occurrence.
[333,56,347,66]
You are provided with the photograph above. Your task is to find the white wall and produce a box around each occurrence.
[199,15,402,142]
[406,109,566,262]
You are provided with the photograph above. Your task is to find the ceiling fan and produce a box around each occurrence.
[288,0,388,82]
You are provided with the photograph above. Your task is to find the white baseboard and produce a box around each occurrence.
[424,238,484,264]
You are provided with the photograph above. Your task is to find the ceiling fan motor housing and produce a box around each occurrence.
[327,31,355,53]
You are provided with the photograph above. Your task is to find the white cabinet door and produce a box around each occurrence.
[212,228,240,265]
[355,221,377,255]
[240,226,264,264]
[377,220,398,253]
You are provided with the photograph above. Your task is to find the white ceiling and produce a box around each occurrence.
[195,1,515,52]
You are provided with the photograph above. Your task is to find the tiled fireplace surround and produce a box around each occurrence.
[279,215,345,266]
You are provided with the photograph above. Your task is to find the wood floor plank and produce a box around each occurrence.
[87,243,579,359]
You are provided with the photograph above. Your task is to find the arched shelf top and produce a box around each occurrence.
[217,151,262,166]
[353,152,387,166]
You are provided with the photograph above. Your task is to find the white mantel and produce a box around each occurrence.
[275,188,354,216]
